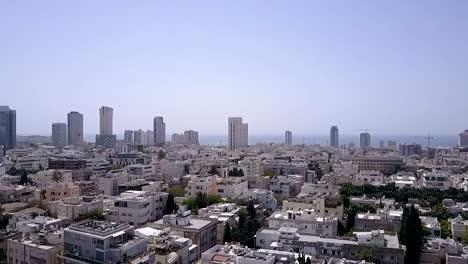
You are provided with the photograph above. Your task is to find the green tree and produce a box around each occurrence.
[440,220,452,238]
[0,249,7,264]
[158,150,166,160]
[164,194,178,215]
[52,170,63,182]
[462,228,468,245]
[168,187,186,197]
[400,205,423,264]
[357,247,378,263]
[238,208,248,227]
[20,170,29,185]
[206,194,222,205]
[223,223,233,243]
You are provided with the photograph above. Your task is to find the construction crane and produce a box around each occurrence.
[415,133,434,149]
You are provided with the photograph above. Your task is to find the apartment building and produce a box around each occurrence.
[270,175,304,200]
[422,169,452,190]
[346,156,404,174]
[8,229,64,264]
[185,175,218,197]
[354,170,385,185]
[48,196,103,221]
[45,182,80,202]
[268,210,338,237]
[199,203,239,244]
[98,169,128,196]
[30,169,73,189]
[242,189,277,211]
[201,244,296,264]
[217,177,248,199]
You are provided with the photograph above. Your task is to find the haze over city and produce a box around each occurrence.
[2,1,468,136]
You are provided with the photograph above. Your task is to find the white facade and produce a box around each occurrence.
[242,189,277,210]
[185,175,218,197]
[355,170,384,185]
[52,123,67,148]
[285,131,292,146]
[422,169,451,190]
[217,177,248,199]
[228,117,248,150]
[98,169,129,196]
[268,210,338,236]
[99,106,113,135]
[48,196,104,220]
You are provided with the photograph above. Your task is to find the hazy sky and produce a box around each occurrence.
[1,1,468,136]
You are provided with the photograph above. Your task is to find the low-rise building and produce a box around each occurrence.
[107,191,168,227]
[268,210,338,237]
[30,169,73,189]
[8,228,64,264]
[422,169,452,190]
[217,177,248,199]
[185,175,218,197]
[242,189,277,211]
[45,182,80,202]
[450,215,468,242]
[270,175,304,200]
[198,203,239,244]
[48,196,103,221]
[98,169,128,196]
[354,170,384,185]
[201,244,296,264]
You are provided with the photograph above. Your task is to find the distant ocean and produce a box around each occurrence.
[84,133,458,148]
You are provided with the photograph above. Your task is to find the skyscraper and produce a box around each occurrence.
[96,106,116,148]
[184,130,199,145]
[228,117,248,150]
[153,116,166,146]
[360,132,371,148]
[330,126,339,148]
[124,130,133,144]
[146,130,154,146]
[459,130,468,147]
[68,111,83,145]
[99,106,113,135]
[0,106,16,152]
[52,123,67,148]
[285,131,292,146]
[134,129,143,144]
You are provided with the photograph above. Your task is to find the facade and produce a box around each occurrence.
[359,132,371,148]
[347,156,404,174]
[330,126,339,148]
[185,175,218,197]
[217,177,248,199]
[45,182,80,202]
[268,210,338,236]
[0,106,16,152]
[150,211,217,256]
[459,130,468,147]
[8,229,64,264]
[124,130,134,144]
[228,117,248,150]
[270,175,304,200]
[184,130,199,145]
[422,169,451,190]
[60,221,149,264]
[154,116,166,146]
[399,143,422,156]
[354,170,384,185]
[30,170,73,189]
[107,190,168,227]
[52,122,67,148]
[99,106,113,135]
[201,244,291,264]
[285,131,292,146]
[134,129,143,144]
[98,169,129,196]
[67,111,83,145]
[48,196,103,221]
[145,130,154,145]
[242,189,277,210]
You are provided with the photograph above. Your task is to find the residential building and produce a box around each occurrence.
[134,129,143,144]
[270,175,304,200]
[52,122,67,148]
[8,228,63,264]
[60,221,149,264]
[198,203,239,244]
[45,182,80,202]
[154,116,166,146]
[285,131,292,146]
[48,196,104,221]
[354,170,384,185]
[217,177,248,199]
[124,130,134,144]
[98,169,129,196]
[450,215,468,242]
[146,130,154,145]
[346,156,404,174]
[459,130,468,147]
[107,190,168,227]
[268,210,338,236]
[228,117,248,150]
[127,164,154,179]
[330,126,339,148]
[184,130,199,145]
[422,169,451,190]
[110,152,151,167]
[150,211,217,256]
[360,132,371,148]
[201,244,296,264]
[0,106,16,152]
[67,111,83,145]
[242,189,277,211]
[30,169,73,189]
[135,227,198,264]
[185,175,218,197]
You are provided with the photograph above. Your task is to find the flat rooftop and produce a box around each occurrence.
[68,221,130,237]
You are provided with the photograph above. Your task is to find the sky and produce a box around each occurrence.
[1,1,468,136]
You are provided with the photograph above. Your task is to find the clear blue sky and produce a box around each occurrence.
[1,1,467,136]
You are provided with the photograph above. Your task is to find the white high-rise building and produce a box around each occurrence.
[67,111,83,145]
[228,117,248,150]
[459,130,468,147]
[153,116,166,146]
[330,126,339,148]
[285,131,292,146]
[99,106,113,135]
[134,129,143,144]
[52,123,67,148]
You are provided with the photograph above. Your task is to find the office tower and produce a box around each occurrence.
[146,130,154,145]
[140,130,148,145]
[459,130,468,147]
[228,117,248,150]
[285,131,292,146]
[153,116,166,146]
[0,106,16,152]
[52,122,67,148]
[96,106,116,148]
[360,132,371,148]
[330,126,339,148]
[99,106,113,135]
[184,130,199,145]
[124,130,133,144]
[134,129,143,144]
[67,111,83,145]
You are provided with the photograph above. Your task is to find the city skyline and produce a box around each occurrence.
[2,1,468,135]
